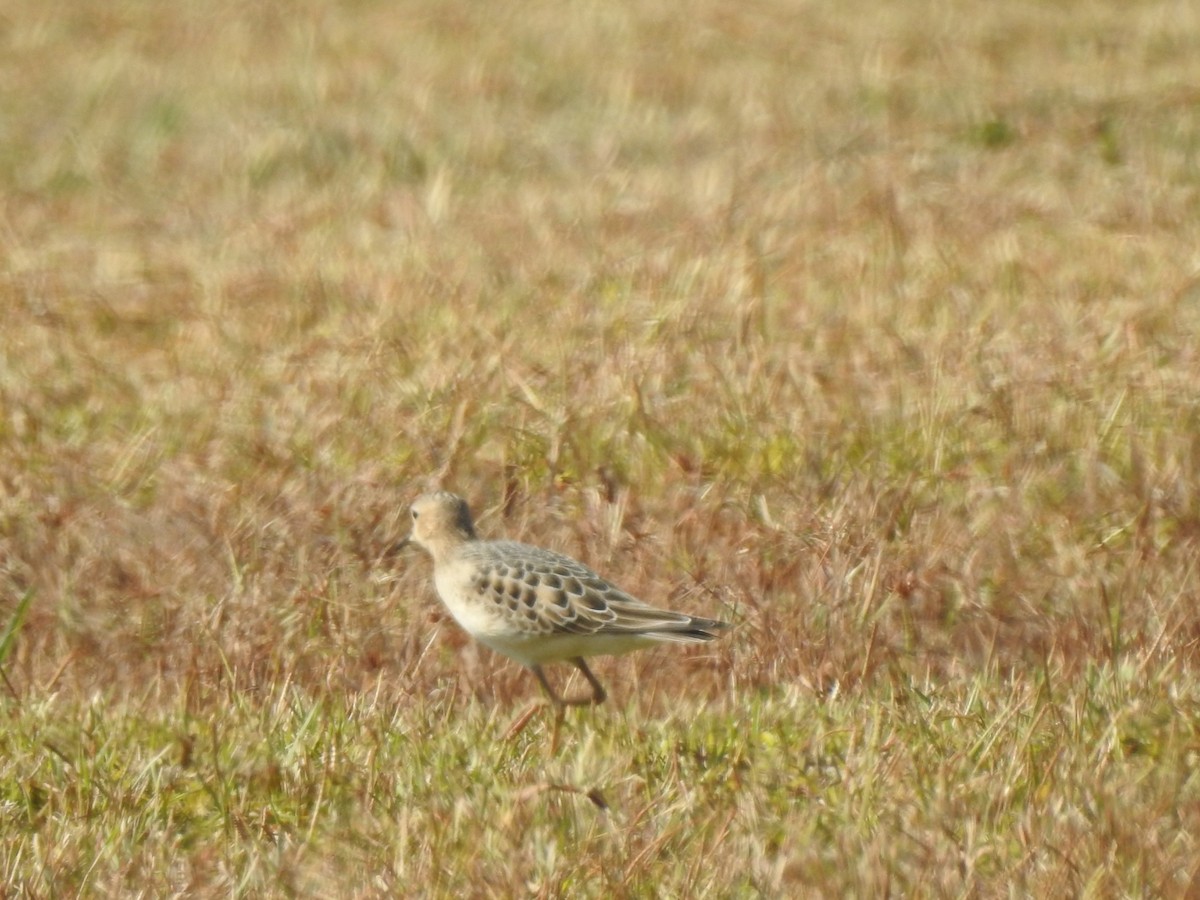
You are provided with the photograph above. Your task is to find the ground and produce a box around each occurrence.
[2,0,1200,895]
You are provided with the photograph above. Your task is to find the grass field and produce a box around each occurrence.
[3,0,1200,895]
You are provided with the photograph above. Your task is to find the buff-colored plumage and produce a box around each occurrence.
[401,491,728,710]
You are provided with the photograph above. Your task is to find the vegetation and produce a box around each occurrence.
[2,0,1199,895]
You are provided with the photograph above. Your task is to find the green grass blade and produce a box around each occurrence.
[0,588,35,666]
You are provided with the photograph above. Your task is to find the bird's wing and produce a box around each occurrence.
[468,542,725,640]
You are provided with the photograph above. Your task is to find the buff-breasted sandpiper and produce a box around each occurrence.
[398,490,728,738]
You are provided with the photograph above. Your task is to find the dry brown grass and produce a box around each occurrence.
[3,0,1200,895]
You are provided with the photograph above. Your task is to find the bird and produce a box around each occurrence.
[397,490,729,740]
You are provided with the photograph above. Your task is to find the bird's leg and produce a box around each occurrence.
[502,664,561,743]
[565,657,607,707]
[549,659,607,751]
[502,661,606,749]
[534,663,572,752]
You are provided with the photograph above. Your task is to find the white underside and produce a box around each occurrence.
[476,631,665,667]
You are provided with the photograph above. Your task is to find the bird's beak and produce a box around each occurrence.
[387,536,412,558]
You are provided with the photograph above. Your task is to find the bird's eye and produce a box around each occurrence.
[411,510,419,519]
